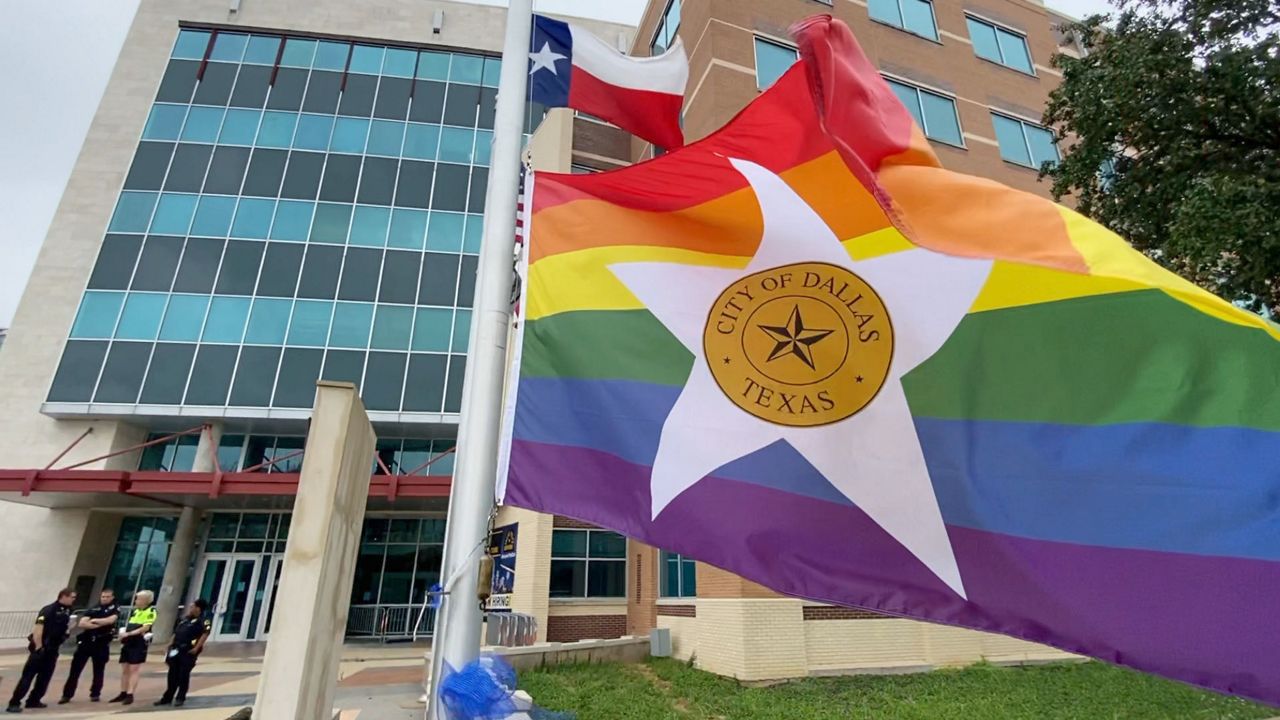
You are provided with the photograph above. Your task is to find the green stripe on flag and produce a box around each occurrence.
[904,289,1280,430]
[522,309,693,386]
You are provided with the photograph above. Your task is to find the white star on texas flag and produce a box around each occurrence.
[608,160,992,597]
[528,42,567,76]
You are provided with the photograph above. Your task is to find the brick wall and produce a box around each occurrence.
[802,606,886,621]
[552,516,599,529]
[696,562,780,599]
[546,614,628,642]
[656,604,696,618]
[627,539,661,635]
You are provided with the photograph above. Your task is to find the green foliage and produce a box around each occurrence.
[519,659,1276,720]
[1043,0,1280,315]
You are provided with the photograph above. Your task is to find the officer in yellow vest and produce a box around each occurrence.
[108,590,155,706]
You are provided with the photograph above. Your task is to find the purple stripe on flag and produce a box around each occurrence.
[506,438,1280,706]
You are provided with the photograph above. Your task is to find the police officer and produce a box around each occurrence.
[154,599,211,708]
[57,588,120,704]
[108,589,155,706]
[6,588,76,713]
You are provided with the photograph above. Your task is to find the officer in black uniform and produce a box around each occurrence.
[57,588,120,704]
[154,599,211,708]
[6,588,76,713]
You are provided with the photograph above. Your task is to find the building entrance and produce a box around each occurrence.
[195,553,282,642]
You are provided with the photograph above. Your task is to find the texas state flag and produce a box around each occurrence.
[529,14,688,150]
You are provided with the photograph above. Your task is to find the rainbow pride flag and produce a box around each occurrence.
[498,15,1280,703]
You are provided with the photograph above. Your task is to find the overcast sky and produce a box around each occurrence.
[0,0,1114,327]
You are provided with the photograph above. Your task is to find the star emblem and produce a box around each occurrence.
[528,42,567,76]
[608,159,993,597]
[758,305,834,370]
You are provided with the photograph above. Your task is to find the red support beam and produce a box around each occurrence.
[0,468,452,500]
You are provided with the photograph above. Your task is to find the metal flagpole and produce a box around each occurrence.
[426,0,533,717]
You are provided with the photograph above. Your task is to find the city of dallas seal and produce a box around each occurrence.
[703,262,894,427]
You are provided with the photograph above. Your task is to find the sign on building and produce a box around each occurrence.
[486,524,517,611]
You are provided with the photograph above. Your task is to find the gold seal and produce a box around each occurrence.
[703,262,894,427]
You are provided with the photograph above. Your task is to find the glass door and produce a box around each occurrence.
[196,554,262,641]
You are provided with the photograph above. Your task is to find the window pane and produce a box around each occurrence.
[246,298,293,344]
[339,248,381,301]
[371,305,413,350]
[293,114,334,150]
[350,205,391,247]
[383,48,417,77]
[271,200,315,241]
[96,341,150,403]
[754,39,798,91]
[149,193,198,235]
[330,302,374,348]
[363,352,406,411]
[992,114,1033,166]
[920,91,962,145]
[192,195,237,237]
[114,293,166,340]
[274,348,324,407]
[109,191,158,233]
[141,342,196,404]
[395,161,433,209]
[48,341,107,401]
[482,58,502,87]
[450,54,483,84]
[280,38,316,68]
[182,107,225,143]
[997,29,1033,73]
[298,245,343,299]
[349,45,384,74]
[464,215,484,254]
[172,29,210,59]
[549,559,585,598]
[229,346,281,406]
[89,235,142,290]
[411,308,452,351]
[132,236,183,291]
[143,104,188,140]
[314,40,349,71]
[330,117,370,153]
[438,127,476,164]
[389,209,428,250]
[681,559,697,596]
[311,203,353,244]
[287,300,333,346]
[159,294,210,342]
[902,0,939,40]
[661,554,680,597]
[1026,125,1060,167]
[588,531,626,559]
[473,130,493,167]
[215,240,264,295]
[71,291,126,338]
[417,51,450,81]
[551,529,587,558]
[203,296,252,343]
[587,561,626,597]
[219,109,261,145]
[367,120,406,156]
[404,123,440,160]
[886,80,924,129]
[257,111,298,148]
[174,238,223,293]
[451,309,472,352]
[426,211,465,252]
[967,18,1002,63]
[868,0,903,27]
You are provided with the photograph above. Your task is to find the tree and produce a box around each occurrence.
[1043,0,1280,316]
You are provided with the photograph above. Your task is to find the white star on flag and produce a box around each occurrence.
[528,42,567,76]
[609,160,992,597]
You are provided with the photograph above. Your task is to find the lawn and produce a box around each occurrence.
[519,659,1276,720]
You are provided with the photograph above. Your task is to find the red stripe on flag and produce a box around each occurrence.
[568,66,685,151]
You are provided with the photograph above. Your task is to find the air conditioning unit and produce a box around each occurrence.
[433,9,444,34]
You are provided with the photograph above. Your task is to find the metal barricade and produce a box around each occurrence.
[346,604,436,642]
[484,612,538,647]
[0,611,35,640]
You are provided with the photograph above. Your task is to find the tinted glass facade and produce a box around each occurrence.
[49,27,544,415]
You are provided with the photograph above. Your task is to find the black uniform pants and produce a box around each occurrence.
[61,640,110,699]
[162,652,198,702]
[8,645,60,706]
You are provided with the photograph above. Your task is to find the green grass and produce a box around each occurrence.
[518,659,1276,720]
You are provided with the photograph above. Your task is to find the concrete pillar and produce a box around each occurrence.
[254,382,375,720]
[151,423,219,643]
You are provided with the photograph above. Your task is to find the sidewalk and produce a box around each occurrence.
[0,642,429,719]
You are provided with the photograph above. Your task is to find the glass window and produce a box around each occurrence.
[350,205,391,247]
[287,300,333,346]
[550,529,626,598]
[349,44,385,74]
[967,17,1002,63]
[967,17,1033,73]
[270,200,314,241]
[383,47,417,77]
[109,191,158,233]
[71,291,126,338]
[438,126,476,164]
[870,0,938,41]
[245,298,293,344]
[143,104,188,140]
[482,58,502,87]
[192,195,237,237]
[203,296,252,343]
[141,343,196,404]
[229,346,281,406]
[367,120,406,156]
[395,161,433,209]
[232,197,276,238]
[426,211,465,252]
[181,106,225,143]
[280,38,317,68]
[244,148,287,198]
[215,240,265,295]
[172,29,211,59]
[217,109,261,146]
[257,111,299,148]
[298,245,343,299]
[210,32,248,62]
[660,551,697,598]
[186,344,238,404]
[149,193,198,235]
[159,294,209,342]
[311,203,353,244]
[998,30,1034,73]
[452,309,472,352]
[754,38,798,91]
[412,308,452,351]
[388,209,428,250]
[165,143,211,192]
[313,40,350,71]
[339,248,381,302]
[131,236,183,292]
[992,112,1057,168]
[293,114,334,150]
[474,130,493,167]
[174,237,223,293]
[403,123,440,160]
[243,35,281,64]
[369,305,412,351]
[651,0,681,54]
[417,51,450,81]
[274,348,324,407]
[330,302,374,348]
[89,235,143,290]
[330,117,370,154]
[886,79,963,147]
[449,54,483,84]
[257,242,304,297]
